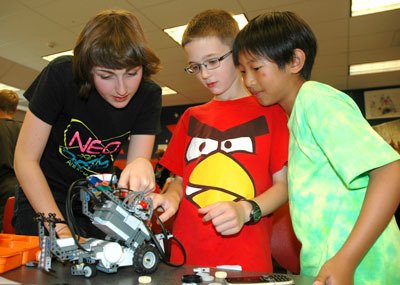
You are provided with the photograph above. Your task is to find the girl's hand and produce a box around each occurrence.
[118,157,155,193]
[55,224,72,239]
[55,224,87,243]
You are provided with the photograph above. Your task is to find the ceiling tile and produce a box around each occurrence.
[0,0,398,108]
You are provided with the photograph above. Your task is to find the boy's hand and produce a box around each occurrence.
[313,256,355,285]
[149,192,180,223]
[118,157,155,193]
[199,201,249,235]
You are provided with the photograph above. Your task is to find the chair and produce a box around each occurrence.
[270,202,301,274]
[2,196,15,234]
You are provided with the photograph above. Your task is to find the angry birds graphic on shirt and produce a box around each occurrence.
[185,116,269,208]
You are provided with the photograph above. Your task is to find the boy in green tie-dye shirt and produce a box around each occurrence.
[233,11,400,285]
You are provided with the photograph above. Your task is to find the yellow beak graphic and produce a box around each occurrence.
[187,152,255,208]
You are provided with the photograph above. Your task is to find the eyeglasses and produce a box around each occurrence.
[184,50,233,75]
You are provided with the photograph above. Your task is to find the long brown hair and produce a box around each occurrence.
[73,9,161,99]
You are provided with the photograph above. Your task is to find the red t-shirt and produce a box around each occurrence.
[161,96,288,272]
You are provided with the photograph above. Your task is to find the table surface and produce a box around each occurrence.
[1,261,315,285]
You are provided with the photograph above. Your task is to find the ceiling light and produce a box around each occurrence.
[162,86,177,95]
[42,50,74,62]
[164,14,248,45]
[349,59,400,75]
[232,14,248,30]
[0,83,20,91]
[351,0,400,16]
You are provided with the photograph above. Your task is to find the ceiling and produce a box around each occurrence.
[0,0,399,110]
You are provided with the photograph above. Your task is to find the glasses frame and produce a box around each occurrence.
[184,50,233,75]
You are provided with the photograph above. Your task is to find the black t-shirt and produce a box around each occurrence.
[23,56,161,203]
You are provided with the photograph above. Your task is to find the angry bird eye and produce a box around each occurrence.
[199,141,206,152]
[221,137,254,153]
[186,137,218,162]
[223,141,232,149]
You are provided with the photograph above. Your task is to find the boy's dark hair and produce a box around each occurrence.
[182,9,239,48]
[0,89,19,114]
[233,11,317,80]
[73,9,161,99]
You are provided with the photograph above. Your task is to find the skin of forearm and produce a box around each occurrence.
[15,160,66,226]
[165,177,184,202]
[235,169,288,225]
[253,180,289,216]
[126,135,155,163]
[335,160,400,268]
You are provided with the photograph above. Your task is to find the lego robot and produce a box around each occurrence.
[36,174,180,278]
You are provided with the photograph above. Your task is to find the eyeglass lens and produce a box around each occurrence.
[185,51,232,74]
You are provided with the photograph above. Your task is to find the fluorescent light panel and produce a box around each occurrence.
[161,86,177,95]
[233,14,249,30]
[349,59,400,75]
[351,0,400,16]
[164,14,248,45]
[0,83,20,91]
[42,50,74,62]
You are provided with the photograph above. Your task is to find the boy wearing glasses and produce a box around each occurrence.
[150,9,289,271]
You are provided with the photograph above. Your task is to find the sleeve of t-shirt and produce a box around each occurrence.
[303,88,400,189]
[24,58,68,125]
[269,104,289,174]
[130,80,162,135]
[160,110,191,177]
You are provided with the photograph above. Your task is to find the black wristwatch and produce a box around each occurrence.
[243,200,262,225]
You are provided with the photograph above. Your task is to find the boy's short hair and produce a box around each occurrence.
[0,89,19,114]
[182,9,239,48]
[233,11,317,80]
[73,9,161,99]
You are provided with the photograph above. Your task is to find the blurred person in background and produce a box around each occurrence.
[0,89,22,231]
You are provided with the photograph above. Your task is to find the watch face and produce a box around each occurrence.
[248,200,261,224]
[253,205,262,222]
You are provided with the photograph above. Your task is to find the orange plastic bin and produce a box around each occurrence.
[0,234,40,273]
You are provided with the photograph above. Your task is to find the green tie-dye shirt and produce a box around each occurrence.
[288,81,400,284]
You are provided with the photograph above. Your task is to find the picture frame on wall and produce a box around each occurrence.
[364,88,400,119]
[372,119,400,154]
